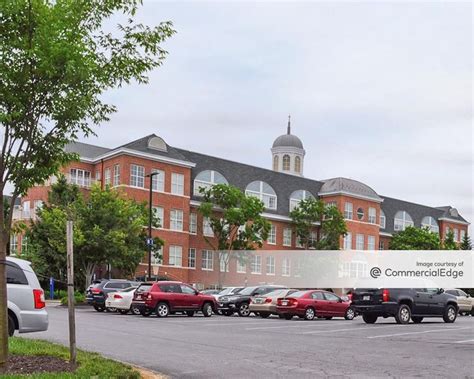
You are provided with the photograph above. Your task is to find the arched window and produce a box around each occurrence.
[282,155,290,171]
[394,211,414,231]
[194,170,228,196]
[289,190,314,211]
[245,181,277,210]
[273,155,279,171]
[380,210,386,229]
[294,156,301,173]
[421,216,439,233]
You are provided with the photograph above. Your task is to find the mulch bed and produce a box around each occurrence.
[4,355,76,375]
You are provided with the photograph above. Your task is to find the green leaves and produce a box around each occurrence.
[389,226,441,250]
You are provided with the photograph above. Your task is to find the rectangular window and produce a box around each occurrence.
[251,255,262,274]
[70,168,91,187]
[151,169,165,192]
[203,217,214,237]
[309,231,317,247]
[169,246,182,267]
[202,250,214,271]
[10,234,17,255]
[236,257,246,273]
[454,229,459,242]
[379,240,385,250]
[460,229,466,243]
[282,258,291,276]
[367,235,376,250]
[283,228,292,247]
[170,209,184,231]
[22,201,30,219]
[344,202,353,220]
[343,232,352,250]
[189,213,197,234]
[152,206,164,229]
[380,213,386,229]
[21,236,28,254]
[171,173,184,195]
[95,170,100,182]
[356,234,364,250]
[368,207,376,224]
[325,201,337,209]
[104,168,111,186]
[113,164,120,186]
[188,248,196,268]
[445,227,450,237]
[219,252,229,272]
[130,164,145,188]
[267,224,276,245]
[266,256,275,275]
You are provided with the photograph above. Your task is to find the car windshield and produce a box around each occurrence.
[218,288,232,296]
[238,286,258,296]
[136,284,152,293]
[232,288,243,294]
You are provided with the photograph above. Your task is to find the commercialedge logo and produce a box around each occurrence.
[370,267,381,278]
[370,266,464,279]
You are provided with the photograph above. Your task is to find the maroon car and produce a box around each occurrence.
[132,281,217,317]
[276,290,355,320]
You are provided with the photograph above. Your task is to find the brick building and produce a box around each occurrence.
[12,125,470,289]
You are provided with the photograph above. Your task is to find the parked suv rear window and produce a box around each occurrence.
[136,284,152,293]
[6,262,28,285]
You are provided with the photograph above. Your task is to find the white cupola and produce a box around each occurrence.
[271,116,305,176]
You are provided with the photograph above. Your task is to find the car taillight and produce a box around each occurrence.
[289,299,298,306]
[382,289,390,302]
[33,289,45,309]
[265,298,272,303]
[146,293,152,300]
[91,288,102,294]
[114,294,123,299]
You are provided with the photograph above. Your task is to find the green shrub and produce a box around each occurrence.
[60,291,86,305]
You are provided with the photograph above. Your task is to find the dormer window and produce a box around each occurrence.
[245,181,277,210]
[147,136,167,152]
[194,170,228,196]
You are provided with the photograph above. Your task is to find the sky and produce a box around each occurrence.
[83,1,472,231]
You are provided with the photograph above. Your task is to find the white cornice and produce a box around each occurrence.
[379,232,393,237]
[438,217,470,226]
[318,191,384,203]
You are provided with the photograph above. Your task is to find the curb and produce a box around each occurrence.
[131,364,169,379]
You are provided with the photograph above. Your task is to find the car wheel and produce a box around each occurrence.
[131,306,141,316]
[284,314,293,320]
[304,307,315,320]
[259,312,270,318]
[156,302,170,318]
[8,314,15,337]
[471,308,474,317]
[238,303,250,317]
[202,303,213,317]
[362,314,378,324]
[118,309,129,315]
[93,305,105,312]
[186,311,195,317]
[141,309,151,317]
[412,316,423,324]
[443,305,457,323]
[395,304,411,324]
[345,307,355,320]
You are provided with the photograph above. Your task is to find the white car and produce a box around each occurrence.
[7,257,48,336]
[213,287,243,300]
[105,287,140,315]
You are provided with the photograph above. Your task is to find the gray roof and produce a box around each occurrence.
[272,134,304,149]
[65,142,111,159]
[319,177,382,201]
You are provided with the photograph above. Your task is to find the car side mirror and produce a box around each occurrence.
[195,290,199,295]
[437,288,444,294]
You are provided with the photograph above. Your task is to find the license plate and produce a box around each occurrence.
[281,300,288,306]
[255,299,263,304]
[363,295,370,301]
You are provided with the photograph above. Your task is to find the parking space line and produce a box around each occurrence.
[454,339,474,344]
[367,326,471,339]
[246,322,338,331]
[299,325,409,335]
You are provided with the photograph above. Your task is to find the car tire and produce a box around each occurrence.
[443,305,457,323]
[8,314,15,337]
[186,311,195,317]
[362,314,378,324]
[141,309,151,317]
[93,305,105,312]
[259,312,271,318]
[284,314,293,320]
[395,304,411,324]
[304,307,315,320]
[345,307,355,320]
[118,309,129,315]
[412,316,423,324]
[131,306,141,316]
[471,308,474,317]
[156,302,170,318]
[238,303,250,317]
[202,303,213,317]
[278,314,285,319]
[106,307,117,313]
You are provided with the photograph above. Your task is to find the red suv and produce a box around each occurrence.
[132,281,217,318]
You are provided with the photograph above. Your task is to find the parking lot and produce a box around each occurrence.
[29,305,474,378]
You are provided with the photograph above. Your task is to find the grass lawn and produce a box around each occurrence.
[5,337,141,378]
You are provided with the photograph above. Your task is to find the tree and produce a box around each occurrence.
[443,230,459,250]
[0,0,175,364]
[198,184,271,287]
[27,180,163,290]
[389,226,441,250]
[460,233,472,250]
[289,198,347,250]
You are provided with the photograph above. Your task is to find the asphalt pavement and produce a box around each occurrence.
[26,305,474,378]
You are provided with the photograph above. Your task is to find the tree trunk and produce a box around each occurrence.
[84,263,95,291]
[0,230,9,369]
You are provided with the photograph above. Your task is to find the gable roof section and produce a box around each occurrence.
[65,141,111,159]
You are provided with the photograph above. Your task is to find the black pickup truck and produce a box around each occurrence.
[351,288,458,324]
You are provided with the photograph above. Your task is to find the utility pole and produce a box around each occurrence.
[66,220,76,364]
[145,171,159,281]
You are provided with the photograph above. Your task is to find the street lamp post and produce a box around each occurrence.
[146,171,159,281]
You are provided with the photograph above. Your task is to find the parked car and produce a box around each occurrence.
[200,289,221,295]
[250,288,298,318]
[132,281,217,317]
[213,287,243,300]
[351,288,458,324]
[7,257,48,336]
[86,279,141,312]
[276,290,354,320]
[444,289,473,315]
[105,286,140,315]
[218,285,287,317]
